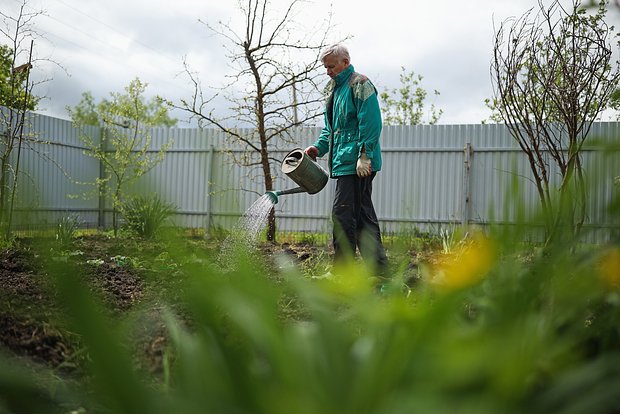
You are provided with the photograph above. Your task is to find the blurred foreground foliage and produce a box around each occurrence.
[0,196,619,413]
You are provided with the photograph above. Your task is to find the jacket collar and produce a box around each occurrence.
[334,64,355,87]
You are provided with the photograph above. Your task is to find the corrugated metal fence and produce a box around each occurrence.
[3,112,620,242]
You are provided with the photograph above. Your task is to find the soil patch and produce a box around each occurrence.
[0,315,72,368]
[0,233,428,377]
[0,248,44,303]
[0,237,147,371]
[88,261,144,312]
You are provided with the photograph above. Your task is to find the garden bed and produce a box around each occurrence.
[4,229,614,414]
[0,231,373,374]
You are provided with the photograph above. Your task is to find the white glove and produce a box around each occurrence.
[356,153,372,177]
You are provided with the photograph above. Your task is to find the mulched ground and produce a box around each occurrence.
[0,236,147,372]
[0,248,45,302]
[88,261,144,312]
[0,315,71,368]
[0,234,314,375]
[0,233,426,375]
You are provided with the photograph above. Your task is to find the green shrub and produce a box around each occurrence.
[55,214,80,246]
[121,194,176,239]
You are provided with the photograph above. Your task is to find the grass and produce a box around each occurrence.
[0,219,619,413]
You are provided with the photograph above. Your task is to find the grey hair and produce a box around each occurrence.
[320,44,350,63]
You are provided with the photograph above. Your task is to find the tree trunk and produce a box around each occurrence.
[260,143,276,241]
[113,185,122,237]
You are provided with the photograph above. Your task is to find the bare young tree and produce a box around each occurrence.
[176,0,338,241]
[0,0,44,237]
[491,0,620,243]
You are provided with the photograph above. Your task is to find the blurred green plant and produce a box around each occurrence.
[205,225,231,242]
[1,161,620,413]
[5,226,616,413]
[384,226,441,252]
[121,194,176,239]
[0,234,15,250]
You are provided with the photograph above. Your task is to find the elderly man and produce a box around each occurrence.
[305,43,388,277]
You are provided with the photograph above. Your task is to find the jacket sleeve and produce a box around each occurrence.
[354,81,382,160]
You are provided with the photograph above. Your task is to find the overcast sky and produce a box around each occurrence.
[5,0,616,126]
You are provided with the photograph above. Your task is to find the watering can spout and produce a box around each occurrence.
[265,191,279,204]
[266,186,306,204]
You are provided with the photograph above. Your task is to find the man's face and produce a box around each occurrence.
[323,54,349,78]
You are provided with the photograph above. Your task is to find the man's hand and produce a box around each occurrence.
[356,153,372,177]
[304,146,318,161]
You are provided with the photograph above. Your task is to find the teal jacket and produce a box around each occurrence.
[313,64,383,177]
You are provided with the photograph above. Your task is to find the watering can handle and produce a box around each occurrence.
[284,156,300,166]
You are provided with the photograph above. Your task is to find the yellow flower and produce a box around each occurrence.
[431,234,496,291]
[598,247,620,290]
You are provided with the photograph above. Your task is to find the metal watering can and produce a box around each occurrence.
[266,148,328,204]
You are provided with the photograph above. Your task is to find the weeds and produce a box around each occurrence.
[55,214,81,247]
[439,225,456,253]
[0,235,15,250]
[121,194,176,239]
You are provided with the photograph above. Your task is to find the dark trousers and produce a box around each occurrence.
[332,173,388,274]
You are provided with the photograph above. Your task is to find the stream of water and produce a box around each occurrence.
[240,194,277,242]
[217,194,276,268]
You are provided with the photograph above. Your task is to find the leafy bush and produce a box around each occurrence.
[121,194,176,239]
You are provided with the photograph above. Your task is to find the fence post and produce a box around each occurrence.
[205,145,214,232]
[97,127,106,229]
[462,142,472,226]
